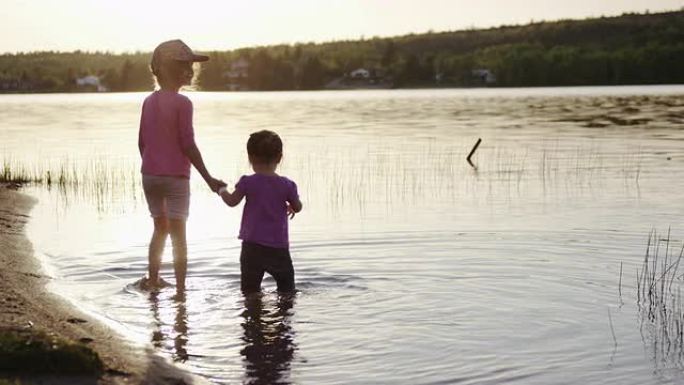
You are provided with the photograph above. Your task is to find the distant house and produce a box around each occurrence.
[471,69,496,85]
[0,79,20,90]
[325,66,394,89]
[1,77,34,91]
[349,68,371,79]
[76,75,108,92]
[223,58,250,90]
[225,57,250,78]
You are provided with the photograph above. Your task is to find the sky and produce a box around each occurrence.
[1,0,682,54]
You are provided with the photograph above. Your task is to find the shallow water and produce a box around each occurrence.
[3,86,684,384]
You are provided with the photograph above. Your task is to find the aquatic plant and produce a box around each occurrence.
[1,135,646,216]
[636,229,684,368]
[1,158,37,185]
[1,157,136,188]
[0,157,143,213]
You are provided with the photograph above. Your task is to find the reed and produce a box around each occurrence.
[636,229,684,366]
[1,157,137,188]
[2,137,646,216]
[1,158,39,185]
[0,157,143,213]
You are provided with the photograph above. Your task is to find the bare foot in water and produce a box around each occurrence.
[138,276,172,291]
[172,290,186,302]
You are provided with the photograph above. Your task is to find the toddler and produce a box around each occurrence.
[218,130,302,293]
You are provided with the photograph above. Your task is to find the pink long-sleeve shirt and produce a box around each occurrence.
[138,91,196,178]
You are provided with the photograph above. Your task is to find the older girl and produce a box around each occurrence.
[138,39,224,293]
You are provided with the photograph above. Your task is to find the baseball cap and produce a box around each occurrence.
[151,39,209,72]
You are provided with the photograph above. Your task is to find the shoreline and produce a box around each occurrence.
[0,184,208,384]
[0,83,682,98]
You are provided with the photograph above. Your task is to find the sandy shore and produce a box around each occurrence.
[0,185,209,385]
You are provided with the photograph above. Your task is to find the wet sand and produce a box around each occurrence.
[0,184,209,385]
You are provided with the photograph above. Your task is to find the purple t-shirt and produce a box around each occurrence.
[235,174,299,249]
[138,91,196,178]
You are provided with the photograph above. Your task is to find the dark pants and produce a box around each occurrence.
[240,241,295,293]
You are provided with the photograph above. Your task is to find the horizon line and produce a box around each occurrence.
[1,7,680,56]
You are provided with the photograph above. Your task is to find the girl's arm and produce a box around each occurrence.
[183,143,225,192]
[178,97,225,192]
[218,186,245,207]
[138,101,146,157]
[138,131,145,158]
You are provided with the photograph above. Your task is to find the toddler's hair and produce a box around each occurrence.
[247,130,283,164]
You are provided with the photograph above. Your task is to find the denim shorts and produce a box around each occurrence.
[142,174,190,220]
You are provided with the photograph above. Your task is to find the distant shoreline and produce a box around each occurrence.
[1,83,683,96]
[1,10,682,93]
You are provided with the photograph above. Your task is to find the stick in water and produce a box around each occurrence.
[467,138,482,168]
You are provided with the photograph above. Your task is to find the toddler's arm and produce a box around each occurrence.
[286,181,303,218]
[218,186,244,207]
[288,198,303,214]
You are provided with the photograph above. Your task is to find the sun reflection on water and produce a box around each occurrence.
[8,87,684,384]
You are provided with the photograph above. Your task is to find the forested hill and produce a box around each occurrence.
[1,9,683,92]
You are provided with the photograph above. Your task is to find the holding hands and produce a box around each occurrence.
[206,176,227,193]
[216,182,244,208]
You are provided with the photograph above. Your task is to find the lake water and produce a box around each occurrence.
[2,86,684,384]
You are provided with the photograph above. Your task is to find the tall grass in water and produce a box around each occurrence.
[636,229,684,368]
[0,157,141,213]
[2,157,136,188]
[2,138,646,215]
[1,158,40,184]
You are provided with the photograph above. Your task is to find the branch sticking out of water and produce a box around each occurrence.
[467,138,482,169]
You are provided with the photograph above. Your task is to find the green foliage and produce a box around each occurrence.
[0,330,103,375]
[1,10,683,92]
[0,51,152,92]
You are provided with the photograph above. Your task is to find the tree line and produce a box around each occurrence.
[1,9,683,92]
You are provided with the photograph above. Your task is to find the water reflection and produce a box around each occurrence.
[149,290,189,362]
[241,293,297,385]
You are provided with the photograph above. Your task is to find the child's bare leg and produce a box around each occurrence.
[169,218,188,293]
[148,217,169,285]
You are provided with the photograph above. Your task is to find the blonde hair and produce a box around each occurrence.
[151,61,201,91]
